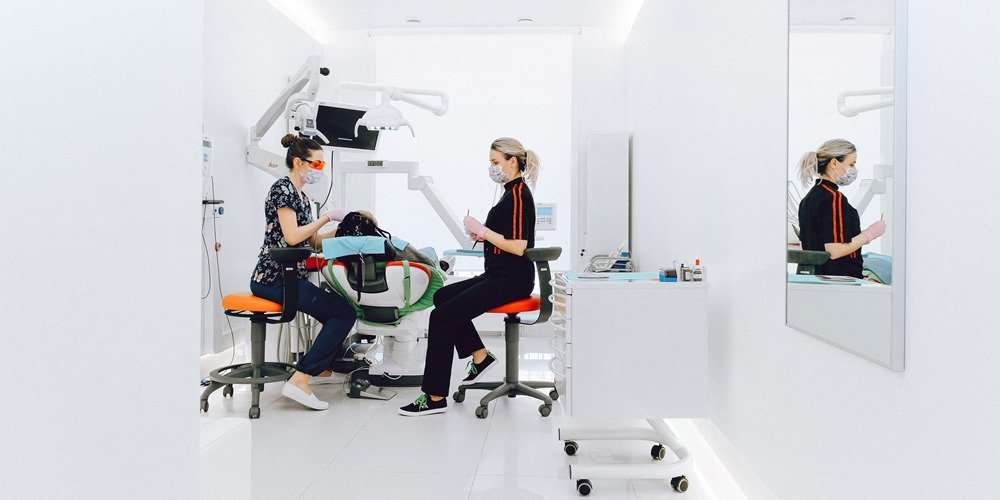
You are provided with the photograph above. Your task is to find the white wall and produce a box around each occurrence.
[202,0,324,350]
[368,33,574,272]
[0,2,202,497]
[624,0,1000,498]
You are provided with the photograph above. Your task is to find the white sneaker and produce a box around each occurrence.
[281,382,330,410]
[309,373,344,386]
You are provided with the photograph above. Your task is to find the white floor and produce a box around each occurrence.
[200,336,745,499]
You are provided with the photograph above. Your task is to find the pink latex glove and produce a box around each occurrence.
[860,220,886,243]
[464,214,488,241]
[324,208,347,223]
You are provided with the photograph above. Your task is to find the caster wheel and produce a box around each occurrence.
[508,393,516,398]
[475,406,489,419]
[576,479,593,496]
[453,391,465,403]
[564,441,578,456]
[249,406,261,419]
[671,475,689,493]
[222,385,234,397]
[200,400,209,413]
[651,444,666,460]
[549,389,559,401]
[539,404,552,417]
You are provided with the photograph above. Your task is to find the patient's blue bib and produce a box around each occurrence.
[322,236,387,259]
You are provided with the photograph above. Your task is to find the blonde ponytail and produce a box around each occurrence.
[523,149,540,191]
[798,151,819,188]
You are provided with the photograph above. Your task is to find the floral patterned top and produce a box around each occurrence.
[251,177,314,284]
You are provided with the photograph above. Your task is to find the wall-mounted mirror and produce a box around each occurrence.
[786,0,906,370]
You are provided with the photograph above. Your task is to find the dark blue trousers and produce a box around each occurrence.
[250,277,357,376]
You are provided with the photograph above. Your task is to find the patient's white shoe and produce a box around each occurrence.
[281,382,329,410]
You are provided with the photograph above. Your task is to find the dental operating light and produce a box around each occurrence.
[334,82,449,137]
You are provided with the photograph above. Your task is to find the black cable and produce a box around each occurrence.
[208,176,238,366]
[201,202,212,300]
[317,171,335,211]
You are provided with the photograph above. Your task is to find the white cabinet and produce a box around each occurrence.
[550,274,708,419]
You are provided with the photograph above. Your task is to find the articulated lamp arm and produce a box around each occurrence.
[837,86,894,117]
[408,174,473,250]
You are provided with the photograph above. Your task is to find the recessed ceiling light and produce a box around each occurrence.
[517,18,534,24]
[839,16,857,23]
[405,18,422,24]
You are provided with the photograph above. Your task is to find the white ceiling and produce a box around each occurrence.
[267,0,644,43]
[790,0,895,27]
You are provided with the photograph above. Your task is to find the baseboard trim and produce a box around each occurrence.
[692,419,774,499]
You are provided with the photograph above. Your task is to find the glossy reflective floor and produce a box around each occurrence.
[200,336,743,499]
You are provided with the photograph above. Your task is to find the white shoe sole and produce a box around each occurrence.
[397,406,448,417]
[281,382,330,410]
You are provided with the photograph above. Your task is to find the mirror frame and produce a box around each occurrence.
[785,0,906,371]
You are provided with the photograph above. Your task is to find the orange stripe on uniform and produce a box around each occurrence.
[510,184,523,240]
[821,185,843,244]
[518,183,525,239]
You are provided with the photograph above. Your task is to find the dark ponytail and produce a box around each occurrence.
[281,133,322,170]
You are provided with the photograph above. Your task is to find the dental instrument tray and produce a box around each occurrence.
[583,254,634,273]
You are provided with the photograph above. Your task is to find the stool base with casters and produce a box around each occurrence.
[454,310,557,418]
[200,317,297,419]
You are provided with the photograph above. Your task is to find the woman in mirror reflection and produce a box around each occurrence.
[796,139,886,278]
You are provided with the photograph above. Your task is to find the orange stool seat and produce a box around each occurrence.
[305,256,328,271]
[221,292,282,313]
[489,295,540,314]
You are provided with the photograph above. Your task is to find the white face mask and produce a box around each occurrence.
[833,162,858,186]
[488,163,509,184]
[302,168,324,184]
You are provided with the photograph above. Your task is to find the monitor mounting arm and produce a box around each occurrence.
[246,56,330,180]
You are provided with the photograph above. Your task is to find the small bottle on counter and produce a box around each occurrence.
[693,259,704,282]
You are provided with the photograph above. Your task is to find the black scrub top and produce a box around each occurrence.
[483,177,535,282]
[797,179,863,278]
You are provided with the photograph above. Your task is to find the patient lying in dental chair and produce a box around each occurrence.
[334,210,439,269]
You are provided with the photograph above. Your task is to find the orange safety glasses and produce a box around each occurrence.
[300,157,326,170]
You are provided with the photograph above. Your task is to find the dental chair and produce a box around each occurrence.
[200,247,308,419]
[320,236,445,400]
[453,247,563,419]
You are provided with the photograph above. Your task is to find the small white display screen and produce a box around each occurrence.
[537,206,553,216]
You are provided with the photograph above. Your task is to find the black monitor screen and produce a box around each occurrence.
[309,104,380,151]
